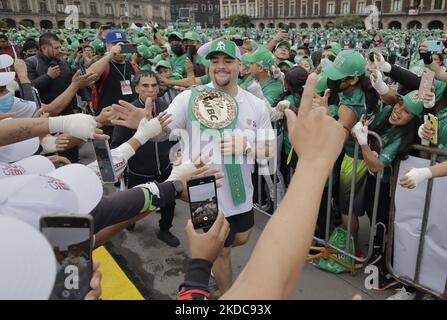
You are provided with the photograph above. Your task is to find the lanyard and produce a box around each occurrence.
[110,61,127,81]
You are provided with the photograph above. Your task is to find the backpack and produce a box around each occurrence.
[91,62,140,114]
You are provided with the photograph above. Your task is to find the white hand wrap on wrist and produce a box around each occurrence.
[351,122,368,146]
[48,114,96,140]
[40,135,58,154]
[405,168,432,187]
[166,160,197,181]
[424,94,436,109]
[370,72,390,96]
[113,142,136,161]
[133,117,163,145]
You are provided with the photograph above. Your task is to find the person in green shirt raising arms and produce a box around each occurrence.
[316,49,380,257]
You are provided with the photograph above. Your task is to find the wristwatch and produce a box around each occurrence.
[172,180,184,199]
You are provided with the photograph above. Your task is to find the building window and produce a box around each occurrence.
[215,4,219,12]
[193,3,198,11]
[201,3,206,12]
[278,0,284,17]
[356,1,365,14]
[56,0,65,13]
[241,3,246,14]
[313,0,320,15]
[249,3,256,17]
[259,1,264,17]
[74,1,82,14]
[231,3,237,14]
[433,0,443,10]
[134,5,141,17]
[289,0,295,16]
[342,1,350,13]
[327,1,335,14]
[20,0,30,11]
[268,0,273,17]
[375,1,382,11]
[90,3,97,15]
[301,0,307,16]
[39,1,48,13]
[119,4,126,16]
[208,4,213,11]
[223,5,229,18]
[0,0,9,10]
[104,3,113,15]
[392,0,402,12]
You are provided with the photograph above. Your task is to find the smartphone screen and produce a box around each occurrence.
[428,114,438,145]
[187,176,218,230]
[418,68,435,99]
[93,140,117,183]
[40,216,93,300]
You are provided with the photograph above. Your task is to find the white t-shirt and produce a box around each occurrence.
[166,83,275,217]
[12,98,37,119]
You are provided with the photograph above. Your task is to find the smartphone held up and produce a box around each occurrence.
[187,176,219,230]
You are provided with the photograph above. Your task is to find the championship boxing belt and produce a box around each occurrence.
[188,86,246,205]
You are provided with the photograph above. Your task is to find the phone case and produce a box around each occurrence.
[418,69,435,99]
[428,114,438,145]
[426,40,443,53]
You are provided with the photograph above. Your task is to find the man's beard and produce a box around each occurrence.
[213,70,232,87]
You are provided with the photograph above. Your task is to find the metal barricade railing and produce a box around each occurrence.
[386,144,447,300]
[307,131,385,274]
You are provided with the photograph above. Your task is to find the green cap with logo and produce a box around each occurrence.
[278,60,294,68]
[137,45,151,59]
[168,32,184,41]
[316,72,329,94]
[275,40,291,51]
[184,31,200,42]
[240,53,252,66]
[205,39,241,60]
[148,44,162,55]
[155,60,172,70]
[324,50,367,81]
[246,47,275,68]
[399,90,424,117]
[326,43,342,56]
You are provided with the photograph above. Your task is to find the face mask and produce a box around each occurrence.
[171,45,184,56]
[0,92,14,113]
[294,55,304,64]
[327,79,343,93]
[320,58,333,70]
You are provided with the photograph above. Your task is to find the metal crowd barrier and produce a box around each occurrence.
[386,144,447,300]
[307,131,385,274]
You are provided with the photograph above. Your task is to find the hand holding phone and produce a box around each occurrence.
[93,140,117,183]
[187,176,219,230]
[428,113,438,145]
[120,44,137,54]
[40,215,94,300]
[418,68,435,99]
[425,40,444,53]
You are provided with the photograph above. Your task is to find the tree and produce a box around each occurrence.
[333,15,365,29]
[228,14,251,28]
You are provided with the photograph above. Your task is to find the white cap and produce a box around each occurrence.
[0,155,55,179]
[0,137,40,163]
[0,216,57,300]
[0,54,16,86]
[0,164,103,229]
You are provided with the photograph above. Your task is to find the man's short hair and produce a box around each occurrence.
[132,71,160,87]
[297,46,310,56]
[0,34,8,41]
[39,33,60,48]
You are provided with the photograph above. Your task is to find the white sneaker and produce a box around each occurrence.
[386,287,417,300]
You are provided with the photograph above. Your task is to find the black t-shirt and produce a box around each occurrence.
[97,61,137,113]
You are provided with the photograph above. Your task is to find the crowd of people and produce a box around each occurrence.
[1,23,447,300]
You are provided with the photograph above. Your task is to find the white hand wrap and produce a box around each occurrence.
[418,120,430,146]
[113,142,136,161]
[351,122,368,146]
[166,160,197,181]
[374,53,392,73]
[405,168,432,187]
[370,71,390,96]
[48,114,96,141]
[133,117,163,145]
[423,94,436,109]
[40,135,58,154]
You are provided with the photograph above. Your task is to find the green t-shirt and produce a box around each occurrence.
[338,86,366,157]
[239,75,254,89]
[171,53,187,78]
[260,78,284,108]
[433,108,447,161]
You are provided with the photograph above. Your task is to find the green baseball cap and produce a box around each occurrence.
[316,72,328,94]
[140,64,154,72]
[205,39,241,60]
[399,90,424,117]
[148,54,163,65]
[148,44,162,55]
[240,53,252,66]
[137,45,151,59]
[326,43,342,56]
[168,32,183,41]
[155,60,172,70]
[278,60,294,68]
[246,47,275,68]
[184,31,200,42]
[324,50,366,81]
[275,40,291,51]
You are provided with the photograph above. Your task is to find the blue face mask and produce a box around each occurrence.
[294,55,304,64]
[0,93,14,114]
[320,58,333,70]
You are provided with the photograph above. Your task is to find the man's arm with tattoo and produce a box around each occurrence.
[0,118,49,146]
